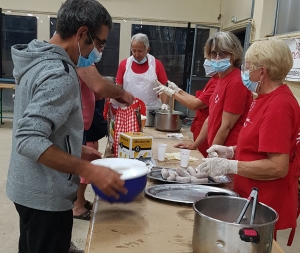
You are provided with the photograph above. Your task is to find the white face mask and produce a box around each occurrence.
[203,59,217,77]
[133,56,147,64]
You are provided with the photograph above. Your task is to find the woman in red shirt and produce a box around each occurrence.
[159,32,252,152]
[199,39,300,245]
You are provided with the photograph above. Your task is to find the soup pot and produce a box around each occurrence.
[192,196,278,253]
[154,110,186,132]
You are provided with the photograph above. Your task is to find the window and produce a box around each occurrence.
[275,0,300,34]
[1,14,37,78]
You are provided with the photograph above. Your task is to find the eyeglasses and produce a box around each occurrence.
[92,35,106,49]
[241,64,263,73]
[210,51,230,59]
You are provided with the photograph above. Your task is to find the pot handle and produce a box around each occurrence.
[179,114,187,120]
[149,110,156,116]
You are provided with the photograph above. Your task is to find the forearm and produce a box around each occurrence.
[77,66,126,99]
[237,154,289,180]
[160,93,169,104]
[38,145,95,179]
[212,126,230,145]
[173,92,207,110]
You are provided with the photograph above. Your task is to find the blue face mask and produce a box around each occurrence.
[241,71,258,92]
[203,59,217,77]
[133,56,147,64]
[77,43,102,67]
[211,58,231,72]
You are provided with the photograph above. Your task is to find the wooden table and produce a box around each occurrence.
[85,127,285,253]
[0,82,15,124]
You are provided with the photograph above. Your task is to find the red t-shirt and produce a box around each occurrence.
[207,68,252,147]
[190,76,219,156]
[115,58,168,85]
[234,85,300,231]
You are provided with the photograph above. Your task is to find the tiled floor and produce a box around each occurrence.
[0,116,299,252]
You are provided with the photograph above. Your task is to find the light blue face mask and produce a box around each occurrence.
[77,42,102,67]
[211,58,231,73]
[133,56,147,64]
[241,71,258,92]
[203,59,217,77]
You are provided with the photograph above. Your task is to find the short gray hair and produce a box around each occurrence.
[131,33,149,49]
[204,31,243,68]
[245,39,293,81]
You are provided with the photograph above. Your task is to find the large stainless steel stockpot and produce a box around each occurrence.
[192,196,278,253]
[154,110,185,132]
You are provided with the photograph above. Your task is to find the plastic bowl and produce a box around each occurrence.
[91,158,148,203]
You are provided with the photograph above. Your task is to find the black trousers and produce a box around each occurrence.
[14,203,73,253]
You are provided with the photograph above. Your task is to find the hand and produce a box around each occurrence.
[174,142,197,150]
[167,80,181,93]
[161,103,169,110]
[153,83,175,97]
[118,91,135,106]
[81,145,102,161]
[89,165,127,199]
[206,145,234,159]
[196,157,238,177]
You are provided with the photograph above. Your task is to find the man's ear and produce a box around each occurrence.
[147,47,150,53]
[76,26,89,41]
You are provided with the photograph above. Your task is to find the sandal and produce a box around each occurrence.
[73,210,91,220]
[84,201,93,211]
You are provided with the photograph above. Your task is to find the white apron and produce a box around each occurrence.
[123,54,161,107]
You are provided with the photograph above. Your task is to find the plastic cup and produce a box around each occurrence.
[157,143,167,161]
[180,149,191,168]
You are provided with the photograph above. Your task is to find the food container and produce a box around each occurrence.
[91,158,148,203]
[192,196,278,253]
[118,132,153,159]
[145,106,160,127]
[154,110,186,132]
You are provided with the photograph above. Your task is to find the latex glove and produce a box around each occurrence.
[196,157,238,177]
[161,103,169,110]
[167,80,181,93]
[206,145,234,159]
[153,82,175,97]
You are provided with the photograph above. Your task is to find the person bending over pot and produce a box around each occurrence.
[116,33,169,109]
[198,39,300,245]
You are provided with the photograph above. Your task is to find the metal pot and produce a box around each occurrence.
[154,110,186,132]
[145,106,160,127]
[192,196,278,253]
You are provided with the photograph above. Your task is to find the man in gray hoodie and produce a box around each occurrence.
[6,0,131,252]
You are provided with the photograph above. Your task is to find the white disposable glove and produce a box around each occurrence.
[153,82,175,97]
[207,145,234,159]
[196,157,238,177]
[161,103,169,110]
[167,80,181,93]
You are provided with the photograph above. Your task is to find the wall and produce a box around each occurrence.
[0,0,221,62]
[220,0,252,29]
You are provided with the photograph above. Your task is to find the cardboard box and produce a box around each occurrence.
[118,132,153,159]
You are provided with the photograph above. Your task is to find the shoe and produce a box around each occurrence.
[68,241,84,253]
[73,210,91,220]
[84,200,93,211]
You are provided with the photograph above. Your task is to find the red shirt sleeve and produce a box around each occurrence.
[155,59,168,84]
[115,59,127,84]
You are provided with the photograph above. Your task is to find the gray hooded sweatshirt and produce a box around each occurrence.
[6,40,84,211]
